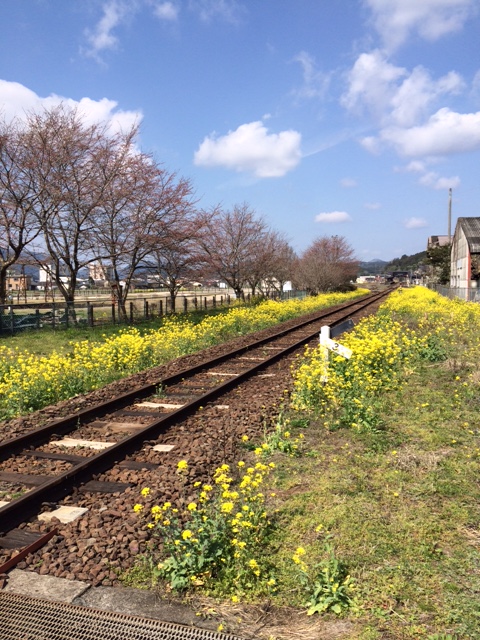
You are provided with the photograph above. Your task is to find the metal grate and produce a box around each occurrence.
[0,592,243,640]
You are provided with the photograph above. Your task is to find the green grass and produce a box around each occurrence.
[123,356,479,638]
[267,360,480,638]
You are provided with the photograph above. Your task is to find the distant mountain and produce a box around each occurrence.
[385,251,427,273]
[358,253,428,275]
[358,259,389,275]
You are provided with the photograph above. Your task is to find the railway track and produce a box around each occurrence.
[0,289,391,576]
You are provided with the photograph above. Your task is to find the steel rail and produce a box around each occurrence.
[0,291,386,461]
[0,289,391,533]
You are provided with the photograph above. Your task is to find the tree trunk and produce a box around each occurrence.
[169,290,176,313]
[0,266,8,307]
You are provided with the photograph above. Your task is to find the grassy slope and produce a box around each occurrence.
[269,355,479,638]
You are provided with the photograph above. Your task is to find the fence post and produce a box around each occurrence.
[35,309,40,329]
[194,296,198,310]
[10,306,14,336]
[204,296,207,310]
[144,299,149,320]
[111,302,116,324]
[65,304,69,328]
[130,301,134,324]
[87,302,94,327]
[159,300,163,316]
[52,303,56,330]
[183,296,188,313]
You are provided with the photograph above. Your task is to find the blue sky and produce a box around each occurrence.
[1,0,480,261]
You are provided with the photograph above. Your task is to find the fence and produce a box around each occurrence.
[0,292,234,336]
[0,288,305,336]
[429,284,480,302]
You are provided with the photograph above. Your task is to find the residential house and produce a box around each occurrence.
[88,261,113,287]
[427,235,450,250]
[6,271,32,292]
[450,217,480,292]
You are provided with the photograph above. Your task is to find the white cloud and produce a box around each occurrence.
[341,50,406,120]
[0,79,142,133]
[344,51,477,161]
[364,202,382,210]
[365,0,476,51]
[472,70,480,100]
[396,158,460,189]
[194,121,302,178]
[189,0,246,23]
[381,107,480,156]
[419,171,460,189]
[360,135,382,154]
[342,50,464,128]
[404,160,427,173]
[0,79,40,121]
[404,217,428,229]
[84,0,133,59]
[82,0,245,63]
[390,68,463,128]
[153,2,179,20]
[315,211,352,223]
[292,51,330,101]
[340,178,358,188]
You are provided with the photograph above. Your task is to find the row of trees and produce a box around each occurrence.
[0,104,358,315]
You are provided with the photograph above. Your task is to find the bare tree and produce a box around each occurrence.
[0,118,45,305]
[295,235,358,293]
[198,203,268,298]
[244,229,274,297]
[0,103,198,319]
[145,214,202,312]
[261,235,297,296]
[245,231,297,297]
[24,104,124,305]
[94,145,197,320]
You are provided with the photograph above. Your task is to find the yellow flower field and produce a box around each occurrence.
[291,286,478,429]
[0,290,367,420]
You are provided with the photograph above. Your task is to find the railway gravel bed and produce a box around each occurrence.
[0,300,369,442]
[0,297,385,589]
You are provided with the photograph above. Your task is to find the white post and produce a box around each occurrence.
[320,325,330,344]
[320,325,330,383]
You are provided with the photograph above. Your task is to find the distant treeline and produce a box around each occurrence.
[385,251,427,273]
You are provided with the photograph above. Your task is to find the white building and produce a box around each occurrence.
[450,217,480,290]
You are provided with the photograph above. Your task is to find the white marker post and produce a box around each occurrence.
[319,325,352,383]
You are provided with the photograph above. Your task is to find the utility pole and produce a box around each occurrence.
[448,188,452,242]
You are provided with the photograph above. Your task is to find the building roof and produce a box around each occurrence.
[456,217,480,254]
[427,235,450,249]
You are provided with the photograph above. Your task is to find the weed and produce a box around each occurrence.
[293,539,355,615]
[254,410,304,458]
[420,334,448,362]
[154,384,166,398]
[134,460,278,598]
[289,416,310,429]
